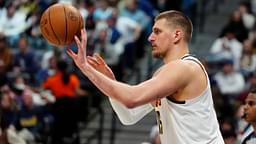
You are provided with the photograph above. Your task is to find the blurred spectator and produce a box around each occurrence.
[240,39,256,78]
[43,59,87,98]
[93,19,125,81]
[36,49,58,86]
[84,1,96,32]
[0,1,31,47]
[120,0,151,36]
[13,35,39,86]
[0,85,26,144]
[93,0,113,22]
[105,8,142,74]
[214,59,245,97]
[213,59,245,118]
[15,88,47,143]
[43,60,88,144]
[220,9,249,43]
[112,8,141,45]
[235,103,252,143]
[209,26,243,70]
[238,1,255,30]
[118,0,150,69]
[240,88,256,144]
[0,89,18,130]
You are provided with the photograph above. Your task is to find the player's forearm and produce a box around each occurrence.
[81,64,141,107]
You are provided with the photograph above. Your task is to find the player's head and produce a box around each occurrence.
[243,88,256,124]
[155,10,193,43]
[148,10,193,58]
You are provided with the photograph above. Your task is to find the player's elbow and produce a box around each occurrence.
[122,97,141,109]
[124,102,137,109]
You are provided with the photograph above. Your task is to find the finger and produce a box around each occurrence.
[74,36,82,52]
[75,35,86,59]
[87,57,98,68]
[82,28,87,45]
[81,29,87,56]
[87,56,100,65]
[94,53,106,65]
[66,48,76,59]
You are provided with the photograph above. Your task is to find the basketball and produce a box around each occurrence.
[40,3,84,46]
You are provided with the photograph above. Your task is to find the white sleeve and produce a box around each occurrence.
[109,98,153,125]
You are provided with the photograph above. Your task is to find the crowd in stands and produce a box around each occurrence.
[205,1,256,143]
[1,0,256,144]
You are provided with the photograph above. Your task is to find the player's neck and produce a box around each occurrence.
[164,45,189,63]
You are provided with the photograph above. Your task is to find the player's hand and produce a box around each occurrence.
[67,28,89,70]
[87,53,116,80]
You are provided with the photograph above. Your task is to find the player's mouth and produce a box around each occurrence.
[152,45,157,49]
[243,112,248,119]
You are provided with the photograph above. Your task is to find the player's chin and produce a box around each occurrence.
[152,52,158,58]
[152,51,161,58]
[243,114,251,122]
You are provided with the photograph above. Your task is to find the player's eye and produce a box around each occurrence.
[153,29,161,35]
[245,100,256,106]
[248,101,255,106]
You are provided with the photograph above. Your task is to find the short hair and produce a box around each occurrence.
[155,10,193,43]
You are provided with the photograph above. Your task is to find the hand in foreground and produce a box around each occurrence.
[87,53,116,80]
[66,29,89,70]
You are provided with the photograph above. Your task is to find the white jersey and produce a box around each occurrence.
[158,55,224,144]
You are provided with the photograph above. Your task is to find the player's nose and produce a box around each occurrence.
[148,33,155,43]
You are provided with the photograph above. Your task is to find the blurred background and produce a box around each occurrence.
[0,0,255,144]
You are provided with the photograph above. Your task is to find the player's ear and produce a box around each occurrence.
[173,29,182,44]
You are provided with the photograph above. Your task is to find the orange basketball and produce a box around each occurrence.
[40,3,84,46]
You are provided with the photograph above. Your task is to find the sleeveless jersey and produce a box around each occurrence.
[158,55,224,144]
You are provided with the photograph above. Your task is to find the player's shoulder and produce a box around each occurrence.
[166,59,197,70]
[153,60,193,77]
[163,59,203,77]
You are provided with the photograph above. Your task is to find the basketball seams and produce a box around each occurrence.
[63,5,68,45]
[48,6,60,45]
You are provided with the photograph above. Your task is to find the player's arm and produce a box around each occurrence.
[67,29,191,108]
[88,53,153,125]
[83,60,190,108]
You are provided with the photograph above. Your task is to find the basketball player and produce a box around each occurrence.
[241,88,256,144]
[67,10,224,143]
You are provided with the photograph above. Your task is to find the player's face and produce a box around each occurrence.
[148,19,172,58]
[243,93,256,123]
